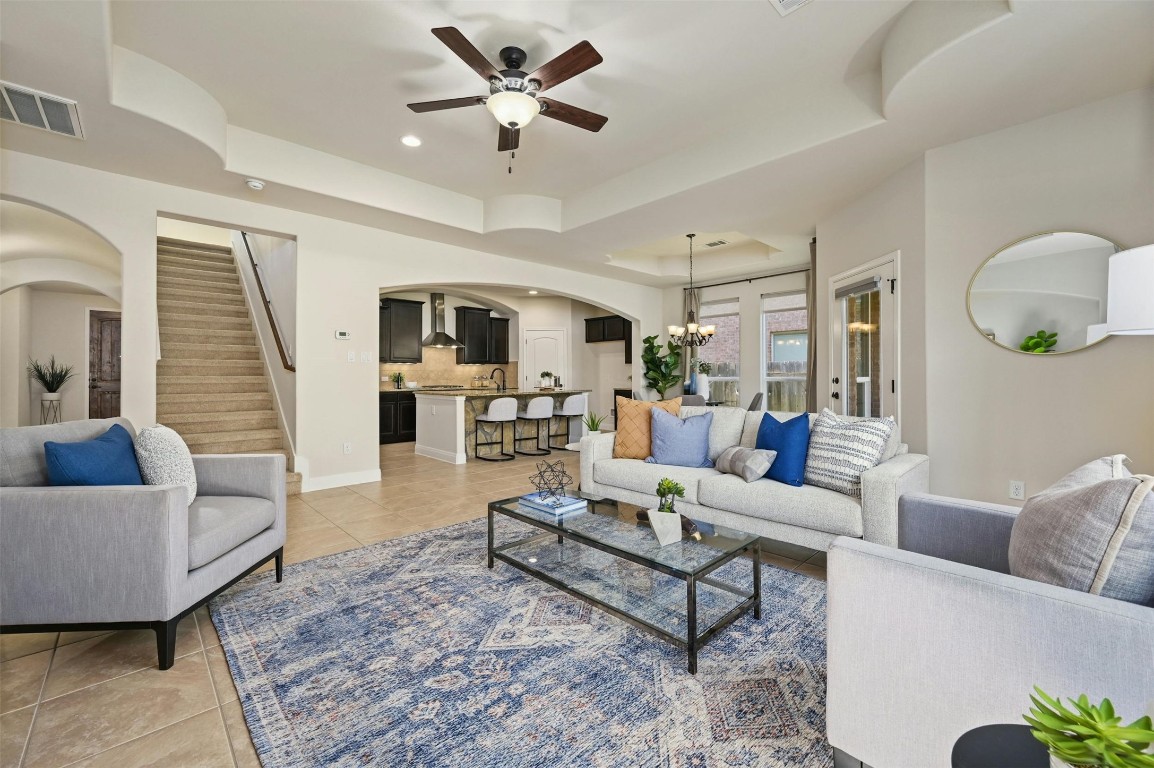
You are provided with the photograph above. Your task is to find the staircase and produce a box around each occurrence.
[155,236,301,496]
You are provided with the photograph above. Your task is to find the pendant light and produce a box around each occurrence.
[668,234,715,346]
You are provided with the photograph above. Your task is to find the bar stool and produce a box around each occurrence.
[474,397,517,461]
[515,396,554,456]
[549,393,587,449]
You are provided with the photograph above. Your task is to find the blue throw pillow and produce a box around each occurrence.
[756,412,810,486]
[647,408,713,468]
[44,423,144,486]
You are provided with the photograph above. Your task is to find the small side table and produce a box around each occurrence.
[952,724,1047,768]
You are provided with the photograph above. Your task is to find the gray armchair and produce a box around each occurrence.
[0,418,286,669]
[827,493,1154,768]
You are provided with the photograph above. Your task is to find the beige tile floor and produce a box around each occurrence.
[0,444,826,767]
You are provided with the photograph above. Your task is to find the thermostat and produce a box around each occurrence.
[335,331,351,340]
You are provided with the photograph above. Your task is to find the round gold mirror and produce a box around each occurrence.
[967,232,1121,355]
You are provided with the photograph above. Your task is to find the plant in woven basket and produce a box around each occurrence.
[642,335,682,398]
[654,477,686,514]
[26,356,76,393]
[1024,686,1154,767]
[1020,329,1058,353]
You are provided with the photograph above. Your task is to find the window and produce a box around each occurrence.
[696,300,740,406]
[762,293,808,412]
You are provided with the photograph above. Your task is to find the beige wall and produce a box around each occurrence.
[2,150,663,489]
[815,156,928,453]
[923,87,1154,502]
[0,286,32,427]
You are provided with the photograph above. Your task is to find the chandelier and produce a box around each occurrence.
[669,234,715,346]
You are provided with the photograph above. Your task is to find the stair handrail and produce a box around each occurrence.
[240,231,295,372]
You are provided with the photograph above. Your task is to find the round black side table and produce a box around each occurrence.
[952,724,1048,768]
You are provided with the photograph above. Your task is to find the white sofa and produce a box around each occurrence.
[579,407,929,550]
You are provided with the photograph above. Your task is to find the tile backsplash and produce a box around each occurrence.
[380,347,517,390]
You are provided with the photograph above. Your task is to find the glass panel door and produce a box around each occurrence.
[830,260,897,419]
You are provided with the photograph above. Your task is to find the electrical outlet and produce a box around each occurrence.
[1009,480,1025,500]
[342,442,352,455]
[346,350,356,363]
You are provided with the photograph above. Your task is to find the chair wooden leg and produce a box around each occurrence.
[152,617,179,670]
[275,547,284,583]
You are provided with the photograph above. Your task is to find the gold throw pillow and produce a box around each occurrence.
[613,396,682,460]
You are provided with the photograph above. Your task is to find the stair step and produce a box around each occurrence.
[157,246,234,265]
[157,236,233,255]
[157,277,243,298]
[159,300,249,318]
[182,430,284,453]
[159,313,252,332]
[157,254,236,274]
[158,287,246,307]
[158,359,264,376]
[158,265,240,286]
[161,410,278,434]
[160,328,256,345]
[161,342,259,360]
[158,392,272,413]
[157,376,268,394]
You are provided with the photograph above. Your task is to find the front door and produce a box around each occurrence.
[89,310,121,418]
[829,257,898,420]
[522,329,567,389]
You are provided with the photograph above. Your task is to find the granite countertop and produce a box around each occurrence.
[411,387,591,398]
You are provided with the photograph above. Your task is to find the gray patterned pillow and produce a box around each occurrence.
[715,446,777,483]
[804,408,895,497]
[134,425,197,505]
[1009,455,1154,606]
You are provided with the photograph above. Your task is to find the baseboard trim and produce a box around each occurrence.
[301,468,382,493]
[414,444,466,465]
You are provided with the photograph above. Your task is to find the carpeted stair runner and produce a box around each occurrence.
[156,236,301,496]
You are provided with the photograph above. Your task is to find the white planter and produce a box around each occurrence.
[41,392,61,402]
[587,430,601,436]
[649,510,683,547]
[696,374,710,401]
[1049,755,1072,768]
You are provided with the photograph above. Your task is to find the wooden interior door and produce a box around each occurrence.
[89,310,121,419]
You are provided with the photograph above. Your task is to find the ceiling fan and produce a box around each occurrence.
[407,27,607,153]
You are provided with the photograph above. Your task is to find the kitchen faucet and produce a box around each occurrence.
[489,367,506,392]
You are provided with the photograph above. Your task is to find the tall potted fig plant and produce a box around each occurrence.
[642,335,682,399]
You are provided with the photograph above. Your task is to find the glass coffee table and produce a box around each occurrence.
[487,495,761,673]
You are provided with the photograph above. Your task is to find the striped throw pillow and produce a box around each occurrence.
[804,409,895,497]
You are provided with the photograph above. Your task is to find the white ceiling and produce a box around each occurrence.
[1,0,1151,287]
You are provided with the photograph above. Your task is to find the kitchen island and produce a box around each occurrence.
[413,388,591,464]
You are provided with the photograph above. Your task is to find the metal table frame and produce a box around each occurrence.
[487,499,761,674]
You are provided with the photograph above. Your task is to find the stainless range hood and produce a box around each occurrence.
[421,293,464,349]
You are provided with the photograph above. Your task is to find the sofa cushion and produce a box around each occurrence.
[756,412,811,486]
[680,406,746,461]
[593,459,720,504]
[1,418,136,487]
[135,425,197,505]
[1009,455,1154,606]
[715,446,778,483]
[613,397,681,460]
[649,408,713,468]
[44,424,144,487]
[188,496,277,570]
[698,474,864,537]
[804,409,895,497]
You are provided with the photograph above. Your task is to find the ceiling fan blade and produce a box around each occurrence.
[431,27,501,82]
[498,125,520,152]
[407,96,486,113]
[537,97,607,132]
[527,41,603,92]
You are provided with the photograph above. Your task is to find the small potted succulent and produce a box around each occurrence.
[648,478,687,546]
[390,371,405,389]
[27,356,76,402]
[1025,686,1154,767]
[1021,330,1059,354]
[582,411,605,435]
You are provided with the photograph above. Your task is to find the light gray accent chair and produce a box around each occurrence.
[827,493,1154,768]
[0,418,286,670]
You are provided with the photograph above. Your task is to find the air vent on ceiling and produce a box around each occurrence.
[0,82,84,139]
[704,239,730,248]
[768,0,814,17]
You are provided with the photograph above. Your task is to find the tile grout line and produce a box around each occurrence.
[17,636,57,768]
[50,705,223,768]
[198,611,240,768]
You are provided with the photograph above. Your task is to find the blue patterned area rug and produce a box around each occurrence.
[211,517,831,767]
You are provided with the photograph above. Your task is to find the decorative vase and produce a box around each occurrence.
[649,509,683,546]
[587,430,600,436]
[697,374,710,401]
[1049,756,1072,768]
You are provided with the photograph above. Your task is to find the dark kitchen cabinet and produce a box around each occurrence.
[585,315,632,364]
[379,299,424,363]
[455,306,492,365]
[489,317,509,365]
[380,391,417,444]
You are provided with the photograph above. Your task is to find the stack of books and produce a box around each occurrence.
[518,493,588,519]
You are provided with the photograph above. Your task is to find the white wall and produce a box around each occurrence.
[157,218,232,247]
[26,290,121,423]
[0,286,32,427]
[923,87,1154,502]
[2,150,662,489]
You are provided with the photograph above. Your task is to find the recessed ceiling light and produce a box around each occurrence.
[401,135,422,147]
[528,290,539,295]
[245,178,265,191]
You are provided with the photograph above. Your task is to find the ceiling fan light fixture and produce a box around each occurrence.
[486,91,540,129]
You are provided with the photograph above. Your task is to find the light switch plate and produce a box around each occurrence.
[347,350,356,363]
[360,351,372,363]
